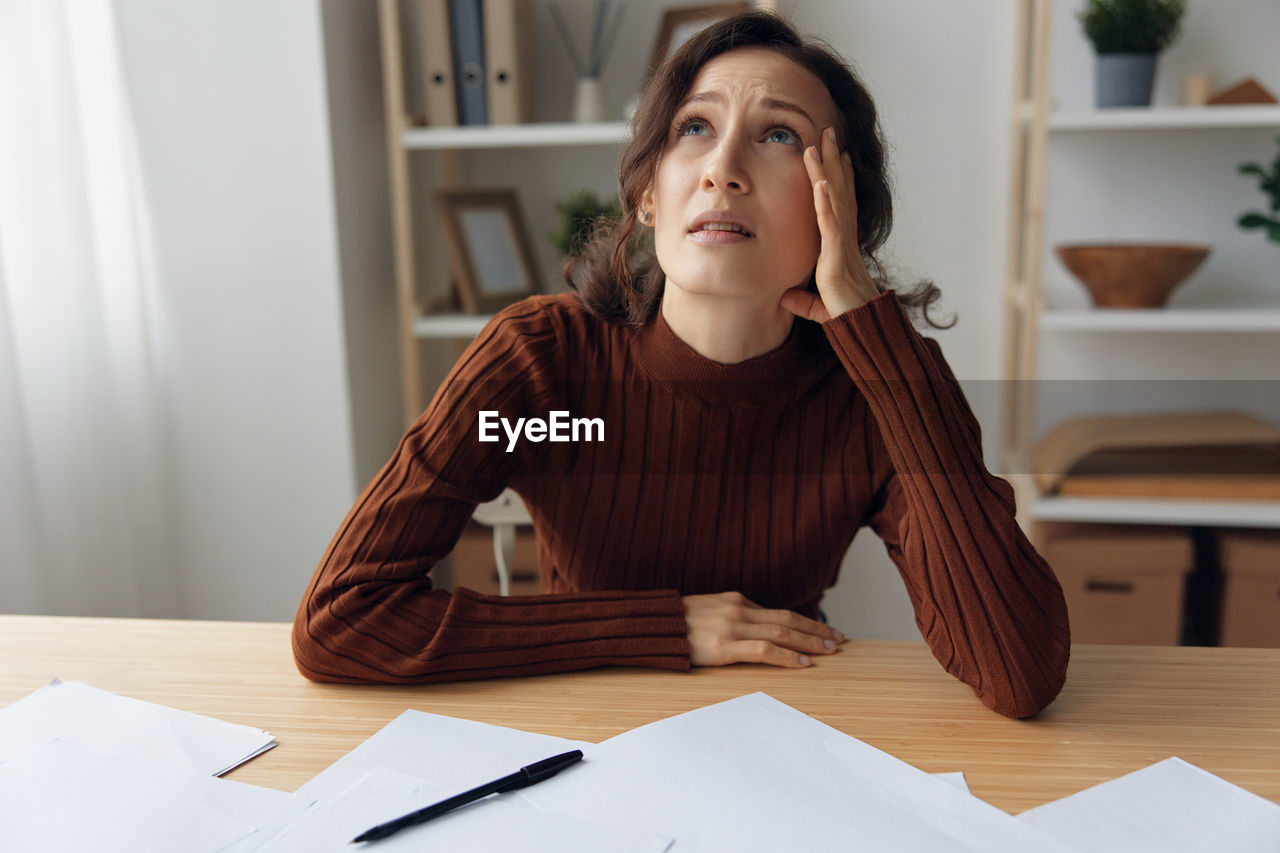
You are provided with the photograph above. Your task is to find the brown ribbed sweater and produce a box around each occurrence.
[293,290,1070,718]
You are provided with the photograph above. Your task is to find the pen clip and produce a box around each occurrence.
[497,749,584,792]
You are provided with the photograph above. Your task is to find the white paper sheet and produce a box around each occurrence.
[260,766,672,852]
[0,739,309,852]
[520,692,1081,852]
[934,771,971,794]
[0,680,275,776]
[296,708,592,802]
[1018,756,1280,852]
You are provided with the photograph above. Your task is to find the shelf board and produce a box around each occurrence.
[1041,308,1280,332]
[1048,105,1280,132]
[1032,496,1280,528]
[413,313,494,338]
[402,121,631,150]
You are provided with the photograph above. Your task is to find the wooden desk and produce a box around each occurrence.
[2,615,1276,813]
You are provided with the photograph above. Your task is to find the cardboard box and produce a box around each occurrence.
[1217,528,1280,648]
[1035,521,1192,645]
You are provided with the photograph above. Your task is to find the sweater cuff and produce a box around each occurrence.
[430,587,692,676]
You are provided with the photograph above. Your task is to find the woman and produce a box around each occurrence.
[292,11,1069,718]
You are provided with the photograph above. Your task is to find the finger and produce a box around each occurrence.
[741,606,845,643]
[732,639,812,668]
[720,590,763,609]
[736,621,840,655]
[779,286,829,323]
[807,153,843,230]
[823,128,847,194]
[823,125,839,162]
[803,144,826,189]
[805,134,840,193]
[813,178,844,247]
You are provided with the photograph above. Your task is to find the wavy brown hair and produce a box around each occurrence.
[564,10,953,330]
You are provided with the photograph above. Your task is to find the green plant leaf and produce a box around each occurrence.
[551,189,622,258]
[1077,0,1187,54]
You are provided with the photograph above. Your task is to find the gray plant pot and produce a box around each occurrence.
[1096,53,1158,108]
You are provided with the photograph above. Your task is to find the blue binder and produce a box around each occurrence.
[450,0,488,125]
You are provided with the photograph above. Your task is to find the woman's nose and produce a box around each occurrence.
[700,140,750,193]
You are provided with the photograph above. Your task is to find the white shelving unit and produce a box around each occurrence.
[375,1,636,422]
[1033,496,1280,528]
[399,120,633,343]
[1002,0,1280,533]
[1049,104,1280,131]
[412,313,496,339]
[1040,308,1280,333]
[402,121,631,150]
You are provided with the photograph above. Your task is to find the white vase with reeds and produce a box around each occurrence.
[550,1,626,123]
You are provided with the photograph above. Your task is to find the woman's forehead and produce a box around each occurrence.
[683,48,834,122]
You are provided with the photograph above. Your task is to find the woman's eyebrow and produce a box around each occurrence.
[678,90,817,129]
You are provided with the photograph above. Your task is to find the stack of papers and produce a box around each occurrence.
[0,680,306,852]
[520,693,1076,852]
[0,740,309,852]
[2,680,1277,851]
[0,680,275,775]
[281,711,668,851]
[262,767,672,852]
[1018,756,1280,851]
[295,694,1067,852]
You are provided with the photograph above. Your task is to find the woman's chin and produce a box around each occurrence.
[665,275,794,304]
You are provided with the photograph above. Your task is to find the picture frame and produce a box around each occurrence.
[647,2,749,84]
[435,189,542,313]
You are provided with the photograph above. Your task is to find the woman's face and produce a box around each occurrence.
[643,47,841,303]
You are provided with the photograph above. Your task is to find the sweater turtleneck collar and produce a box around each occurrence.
[629,297,836,404]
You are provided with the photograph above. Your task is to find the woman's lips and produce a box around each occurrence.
[688,229,753,244]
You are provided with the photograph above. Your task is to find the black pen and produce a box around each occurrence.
[350,749,584,844]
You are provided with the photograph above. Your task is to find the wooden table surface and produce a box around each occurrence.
[1,615,1276,814]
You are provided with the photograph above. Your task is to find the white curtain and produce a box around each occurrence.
[0,0,179,616]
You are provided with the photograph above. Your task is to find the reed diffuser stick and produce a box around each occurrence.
[588,0,609,77]
[548,2,585,77]
[597,2,626,78]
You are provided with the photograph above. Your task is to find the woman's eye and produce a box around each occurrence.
[676,118,707,136]
[767,126,801,146]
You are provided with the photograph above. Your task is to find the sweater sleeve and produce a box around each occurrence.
[292,299,690,684]
[822,291,1070,718]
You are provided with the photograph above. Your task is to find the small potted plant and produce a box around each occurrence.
[1077,0,1187,108]
[551,190,622,259]
[1238,137,1280,245]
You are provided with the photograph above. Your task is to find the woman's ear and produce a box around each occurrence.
[639,186,655,226]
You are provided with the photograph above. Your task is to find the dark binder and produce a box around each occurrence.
[449,0,488,125]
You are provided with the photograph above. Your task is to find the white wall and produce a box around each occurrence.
[793,0,1018,638]
[113,0,360,621]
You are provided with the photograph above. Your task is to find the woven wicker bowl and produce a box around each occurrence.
[1055,243,1211,308]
